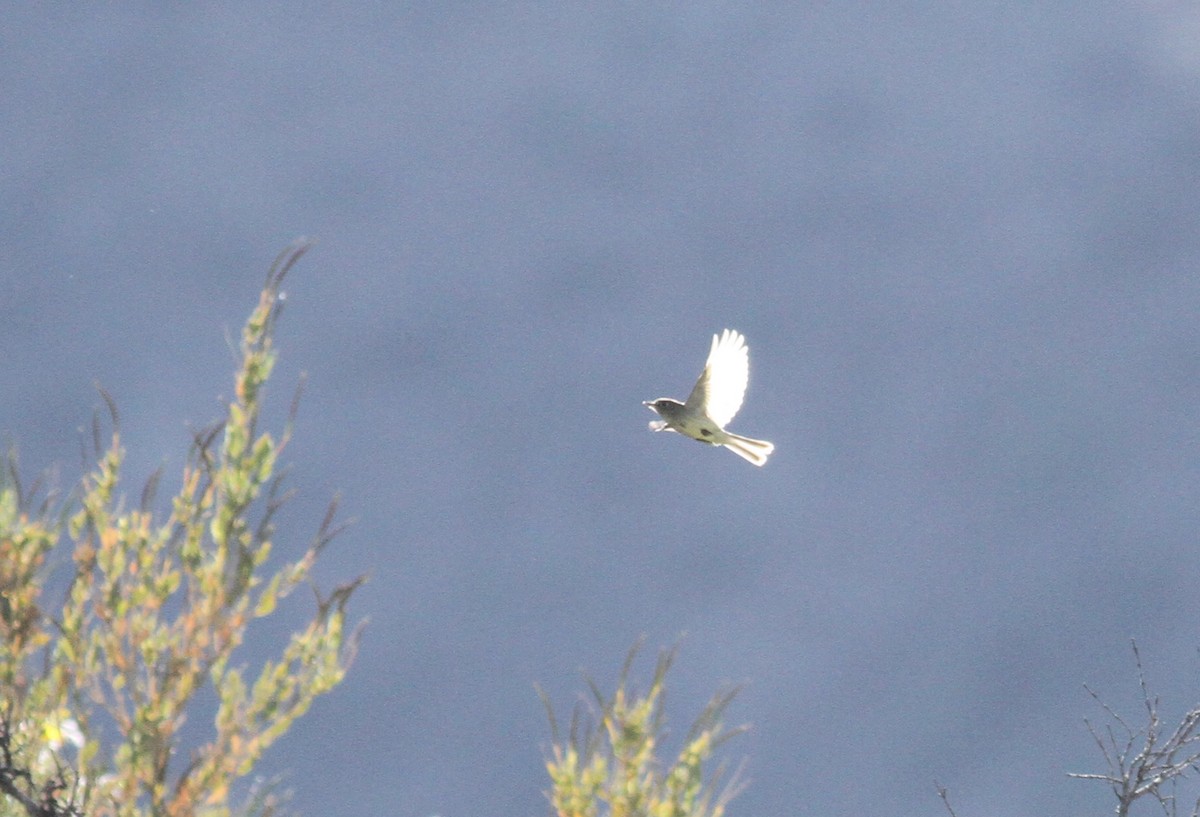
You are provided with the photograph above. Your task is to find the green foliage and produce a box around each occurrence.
[541,644,747,817]
[0,242,363,817]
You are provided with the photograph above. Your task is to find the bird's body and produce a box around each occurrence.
[643,329,775,466]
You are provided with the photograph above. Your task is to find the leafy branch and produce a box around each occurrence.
[0,240,364,817]
[540,641,747,817]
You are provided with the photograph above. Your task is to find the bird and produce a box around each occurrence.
[643,328,775,466]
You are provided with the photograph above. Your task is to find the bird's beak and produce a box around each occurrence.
[642,401,653,408]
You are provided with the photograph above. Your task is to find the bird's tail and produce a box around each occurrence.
[720,432,775,467]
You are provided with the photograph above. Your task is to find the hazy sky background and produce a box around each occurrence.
[6,5,1200,815]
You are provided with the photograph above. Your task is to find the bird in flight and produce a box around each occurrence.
[643,328,775,466]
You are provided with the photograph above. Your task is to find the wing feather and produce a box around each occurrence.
[683,328,750,429]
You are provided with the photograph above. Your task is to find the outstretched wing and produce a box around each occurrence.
[683,328,750,429]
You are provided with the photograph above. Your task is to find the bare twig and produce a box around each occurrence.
[934,781,960,817]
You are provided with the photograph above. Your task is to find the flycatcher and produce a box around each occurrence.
[643,328,775,466]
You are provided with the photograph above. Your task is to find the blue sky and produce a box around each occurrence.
[6,5,1200,815]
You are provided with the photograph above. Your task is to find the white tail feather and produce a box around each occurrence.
[720,432,774,467]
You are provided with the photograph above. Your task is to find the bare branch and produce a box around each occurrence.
[0,715,82,817]
[1071,641,1200,817]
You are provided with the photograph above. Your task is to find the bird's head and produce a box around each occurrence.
[643,398,684,416]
